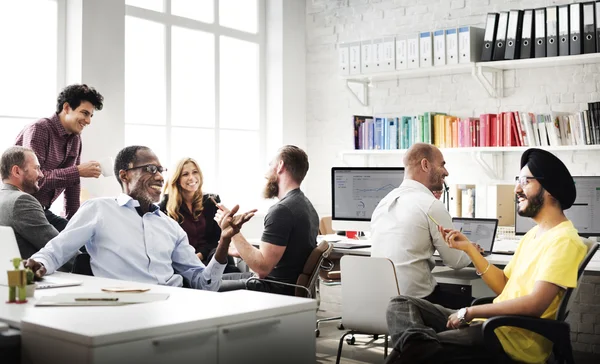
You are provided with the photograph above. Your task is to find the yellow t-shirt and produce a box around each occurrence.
[492,220,586,363]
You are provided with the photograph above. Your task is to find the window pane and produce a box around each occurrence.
[170,127,216,193]
[219,0,257,33]
[218,130,261,209]
[220,37,259,130]
[124,125,167,166]
[171,27,215,127]
[172,0,213,23]
[126,0,164,12]
[125,16,166,125]
[0,0,57,117]
[0,118,34,152]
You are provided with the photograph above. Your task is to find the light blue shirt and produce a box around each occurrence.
[31,194,226,290]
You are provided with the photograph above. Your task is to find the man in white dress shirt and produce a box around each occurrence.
[370,143,471,307]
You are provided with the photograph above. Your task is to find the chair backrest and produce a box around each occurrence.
[295,241,333,297]
[340,256,400,334]
[71,252,94,276]
[556,238,599,321]
[319,216,335,235]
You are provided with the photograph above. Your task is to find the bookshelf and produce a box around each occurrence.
[343,53,600,104]
[340,145,600,180]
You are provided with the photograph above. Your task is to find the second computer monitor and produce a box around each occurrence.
[331,167,404,231]
[515,176,600,237]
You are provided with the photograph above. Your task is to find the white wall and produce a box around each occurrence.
[304,0,600,216]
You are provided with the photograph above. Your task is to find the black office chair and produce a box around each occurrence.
[471,240,599,364]
[70,252,94,276]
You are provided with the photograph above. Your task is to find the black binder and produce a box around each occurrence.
[505,10,524,60]
[559,5,570,56]
[596,1,600,53]
[570,3,583,55]
[494,12,509,61]
[546,6,558,57]
[583,2,596,54]
[520,9,535,59]
[481,13,499,62]
[535,8,547,57]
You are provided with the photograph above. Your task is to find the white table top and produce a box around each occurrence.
[0,272,316,347]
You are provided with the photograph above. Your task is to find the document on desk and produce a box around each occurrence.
[35,293,170,307]
[317,234,345,242]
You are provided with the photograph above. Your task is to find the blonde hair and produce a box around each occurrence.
[164,158,204,223]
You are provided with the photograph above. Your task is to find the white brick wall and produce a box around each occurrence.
[304,0,600,354]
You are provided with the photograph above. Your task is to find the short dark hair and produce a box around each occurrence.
[56,84,104,114]
[1,146,34,180]
[277,145,309,184]
[114,146,150,187]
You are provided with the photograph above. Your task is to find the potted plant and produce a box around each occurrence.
[25,267,36,298]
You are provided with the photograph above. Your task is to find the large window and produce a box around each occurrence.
[125,0,265,209]
[0,0,63,152]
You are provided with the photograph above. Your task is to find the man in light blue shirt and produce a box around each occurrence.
[25,146,254,291]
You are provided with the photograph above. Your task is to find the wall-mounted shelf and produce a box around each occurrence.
[339,145,600,180]
[343,53,600,105]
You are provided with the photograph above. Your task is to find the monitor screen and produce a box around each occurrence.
[515,176,600,236]
[331,167,404,222]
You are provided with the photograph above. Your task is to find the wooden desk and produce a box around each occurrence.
[0,273,316,364]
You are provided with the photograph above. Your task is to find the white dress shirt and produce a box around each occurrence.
[31,194,226,290]
[370,179,470,298]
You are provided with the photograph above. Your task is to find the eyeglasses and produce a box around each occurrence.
[124,164,166,174]
[515,176,543,187]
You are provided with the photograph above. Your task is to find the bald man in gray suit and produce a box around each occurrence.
[0,146,58,259]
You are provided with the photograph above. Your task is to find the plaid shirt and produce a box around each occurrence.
[15,113,82,219]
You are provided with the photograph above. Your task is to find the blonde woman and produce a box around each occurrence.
[159,158,239,273]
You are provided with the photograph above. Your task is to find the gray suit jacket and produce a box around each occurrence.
[0,183,58,259]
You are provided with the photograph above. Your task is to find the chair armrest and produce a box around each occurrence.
[471,296,496,306]
[246,277,312,298]
[327,271,340,280]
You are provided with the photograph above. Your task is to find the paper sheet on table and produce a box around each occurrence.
[35,293,169,306]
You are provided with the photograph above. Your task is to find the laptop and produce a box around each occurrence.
[451,217,499,256]
[0,226,83,289]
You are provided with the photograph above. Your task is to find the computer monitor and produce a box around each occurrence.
[331,167,405,232]
[515,176,600,237]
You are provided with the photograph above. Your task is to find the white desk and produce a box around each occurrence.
[0,273,316,364]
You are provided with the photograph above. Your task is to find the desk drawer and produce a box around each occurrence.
[438,282,471,297]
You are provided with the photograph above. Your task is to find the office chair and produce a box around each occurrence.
[335,256,400,364]
[71,252,94,276]
[472,239,599,364]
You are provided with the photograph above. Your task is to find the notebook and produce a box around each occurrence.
[0,226,83,289]
[332,241,371,249]
[451,217,499,256]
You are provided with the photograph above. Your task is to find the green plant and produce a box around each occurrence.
[26,268,34,285]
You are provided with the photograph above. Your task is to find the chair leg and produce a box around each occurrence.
[336,331,353,364]
[384,335,389,358]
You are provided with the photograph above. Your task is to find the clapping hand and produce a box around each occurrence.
[215,204,257,239]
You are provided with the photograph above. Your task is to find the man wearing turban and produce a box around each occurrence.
[384,148,588,364]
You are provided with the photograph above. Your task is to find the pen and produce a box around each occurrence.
[209,196,223,210]
[74,298,119,301]
[427,214,441,227]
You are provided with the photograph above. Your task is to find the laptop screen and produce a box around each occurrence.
[451,218,499,253]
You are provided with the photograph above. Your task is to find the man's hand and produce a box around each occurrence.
[78,161,102,178]
[446,312,463,329]
[440,227,472,251]
[196,252,204,261]
[24,259,46,279]
[218,205,257,239]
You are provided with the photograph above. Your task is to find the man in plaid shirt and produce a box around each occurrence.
[15,84,104,231]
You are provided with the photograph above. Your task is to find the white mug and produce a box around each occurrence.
[99,157,114,177]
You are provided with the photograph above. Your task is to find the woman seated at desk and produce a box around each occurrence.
[160,157,239,273]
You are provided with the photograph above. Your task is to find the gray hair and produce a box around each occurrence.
[1,146,34,180]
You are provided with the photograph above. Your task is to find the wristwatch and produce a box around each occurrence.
[457,307,469,324]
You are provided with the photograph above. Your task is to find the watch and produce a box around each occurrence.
[457,307,469,324]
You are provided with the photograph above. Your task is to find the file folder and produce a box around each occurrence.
[395,35,407,70]
[420,31,433,67]
[407,34,419,69]
[481,13,499,61]
[570,3,583,55]
[339,43,350,75]
[520,9,535,59]
[505,10,524,60]
[583,2,596,54]
[349,42,361,75]
[535,8,547,58]
[361,40,373,73]
[382,36,396,71]
[494,12,509,61]
[547,6,558,57]
[434,30,446,66]
[446,28,459,64]
[458,26,484,63]
[372,38,384,72]
[558,5,570,56]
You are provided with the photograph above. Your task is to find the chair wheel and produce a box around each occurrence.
[315,329,320,337]
[346,336,355,345]
[373,334,379,340]
[337,323,345,330]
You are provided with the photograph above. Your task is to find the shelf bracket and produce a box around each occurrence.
[472,66,503,98]
[346,80,369,106]
[472,151,503,180]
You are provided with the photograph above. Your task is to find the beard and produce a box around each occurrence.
[517,187,545,218]
[263,173,279,199]
[429,169,444,192]
[22,177,40,194]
